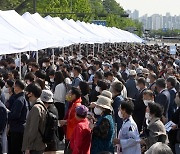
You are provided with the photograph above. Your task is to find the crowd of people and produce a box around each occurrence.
[0,43,180,154]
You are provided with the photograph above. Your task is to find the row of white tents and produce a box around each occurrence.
[0,10,143,55]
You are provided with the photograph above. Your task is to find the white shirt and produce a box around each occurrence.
[53,83,66,104]
[118,116,141,154]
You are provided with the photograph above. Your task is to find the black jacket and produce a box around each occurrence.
[155,89,170,119]
[45,104,60,151]
[0,101,7,134]
[8,92,27,133]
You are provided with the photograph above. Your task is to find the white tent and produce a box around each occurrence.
[0,10,143,55]
[0,10,61,50]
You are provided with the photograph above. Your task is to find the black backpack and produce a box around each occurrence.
[35,102,58,144]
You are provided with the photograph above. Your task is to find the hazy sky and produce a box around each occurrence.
[117,0,180,16]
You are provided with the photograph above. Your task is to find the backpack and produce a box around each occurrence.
[35,102,58,144]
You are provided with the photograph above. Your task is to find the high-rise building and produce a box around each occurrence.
[127,10,180,30]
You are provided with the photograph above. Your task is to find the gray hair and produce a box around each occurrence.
[145,142,173,154]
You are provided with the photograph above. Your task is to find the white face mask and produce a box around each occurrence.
[136,86,140,90]
[42,63,46,67]
[118,111,123,119]
[94,107,103,115]
[56,62,60,66]
[50,78,54,83]
[28,67,32,72]
[143,100,149,106]
[70,72,74,78]
[95,86,100,92]
[146,78,150,83]
[88,70,92,75]
[145,112,152,121]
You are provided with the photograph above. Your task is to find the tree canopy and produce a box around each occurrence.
[0,0,143,36]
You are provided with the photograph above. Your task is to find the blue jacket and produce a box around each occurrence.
[125,78,139,99]
[0,101,7,133]
[8,92,27,133]
[112,95,124,134]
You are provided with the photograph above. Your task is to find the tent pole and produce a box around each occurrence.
[93,44,95,57]
[86,44,88,54]
[19,52,22,80]
[36,51,38,64]
[79,43,81,54]
[62,47,64,57]
[52,48,55,68]
[98,44,100,53]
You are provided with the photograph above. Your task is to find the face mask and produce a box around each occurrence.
[42,63,46,67]
[143,100,149,106]
[70,72,74,78]
[146,78,150,83]
[88,70,92,75]
[28,67,32,72]
[136,86,140,90]
[95,86,100,92]
[94,107,103,115]
[26,80,31,85]
[145,112,152,121]
[50,78,54,83]
[118,111,123,119]
[56,62,60,66]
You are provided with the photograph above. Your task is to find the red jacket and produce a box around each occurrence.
[66,97,81,140]
[70,118,91,154]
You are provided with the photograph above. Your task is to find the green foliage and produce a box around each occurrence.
[149,29,180,38]
[0,0,143,36]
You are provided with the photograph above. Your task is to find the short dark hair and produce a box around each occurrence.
[156,78,166,89]
[166,76,177,87]
[74,66,82,74]
[120,100,134,115]
[112,82,123,93]
[71,87,81,99]
[112,62,119,72]
[94,60,102,67]
[0,79,5,89]
[29,62,39,69]
[149,73,157,80]
[24,72,35,82]
[105,71,113,77]
[26,83,42,98]
[95,71,103,79]
[167,60,173,66]
[79,81,89,96]
[54,71,65,84]
[6,80,14,88]
[35,70,46,80]
[137,77,146,86]
[148,102,163,118]
[15,80,25,90]
[97,80,108,91]
[143,90,154,97]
